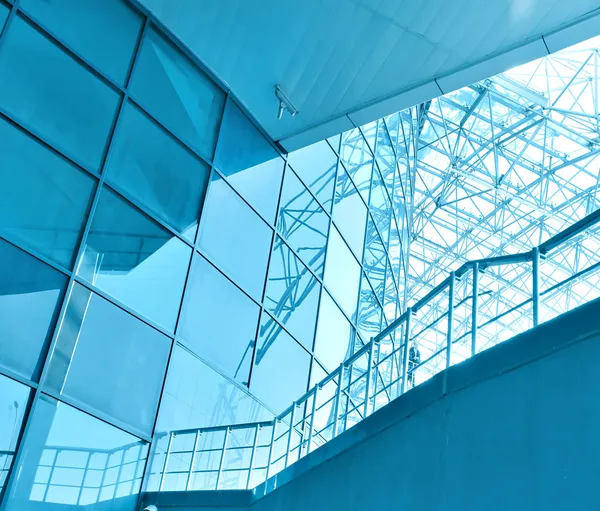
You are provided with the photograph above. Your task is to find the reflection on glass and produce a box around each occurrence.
[130,27,225,160]
[0,375,30,497]
[314,290,353,371]
[19,0,142,85]
[356,273,382,344]
[178,256,259,384]
[107,102,210,242]
[363,216,387,303]
[287,141,337,213]
[0,117,96,268]
[0,3,8,32]
[277,168,328,277]
[4,396,147,511]
[77,188,191,332]
[369,168,392,243]
[332,166,367,259]
[323,227,360,320]
[340,128,373,200]
[45,283,171,435]
[0,239,67,380]
[215,100,284,223]
[251,312,310,413]
[0,15,121,170]
[375,120,396,189]
[265,238,320,349]
[198,178,272,301]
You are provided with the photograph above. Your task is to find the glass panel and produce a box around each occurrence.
[369,168,392,244]
[356,273,382,344]
[4,395,148,511]
[277,168,328,277]
[0,15,121,170]
[198,178,272,301]
[0,3,8,32]
[0,117,96,268]
[0,239,67,381]
[178,256,260,385]
[323,227,360,320]
[332,166,367,259]
[287,141,337,213]
[265,237,320,350]
[314,291,353,371]
[130,27,225,160]
[107,102,210,242]
[19,0,142,85]
[45,283,171,435]
[76,188,191,332]
[340,128,373,200]
[363,215,386,303]
[251,313,310,413]
[215,100,284,223]
[0,375,30,496]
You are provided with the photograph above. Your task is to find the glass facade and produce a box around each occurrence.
[0,1,406,508]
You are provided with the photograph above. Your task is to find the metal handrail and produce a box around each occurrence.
[151,208,600,493]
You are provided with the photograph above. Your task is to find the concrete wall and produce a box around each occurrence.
[142,297,600,511]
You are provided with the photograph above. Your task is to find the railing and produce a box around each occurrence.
[148,208,600,493]
[0,450,15,495]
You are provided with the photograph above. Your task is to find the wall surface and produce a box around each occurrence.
[142,296,600,511]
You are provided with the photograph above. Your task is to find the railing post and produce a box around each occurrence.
[401,309,412,394]
[332,364,344,437]
[447,272,455,368]
[112,449,126,499]
[471,262,479,356]
[158,432,173,491]
[246,425,260,489]
[363,341,375,418]
[532,247,540,327]
[215,427,229,490]
[265,420,277,480]
[186,430,201,491]
[285,403,297,468]
[77,451,92,505]
[307,387,318,455]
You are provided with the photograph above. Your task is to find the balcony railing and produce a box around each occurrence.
[147,207,600,493]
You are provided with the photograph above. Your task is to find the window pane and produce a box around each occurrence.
[19,0,142,85]
[369,169,392,244]
[332,166,367,259]
[363,216,386,303]
[288,141,337,213]
[251,313,310,413]
[107,102,210,242]
[0,375,30,496]
[130,27,225,160]
[277,168,328,278]
[0,3,8,32]
[324,227,360,320]
[340,128,373,200]
[265,238,320,350]
[314,291,353,371]
[356,273,382,343]
[0,16,121,170]
[198,178,272,301]
[215,100,284,223]
[76,188,191,332]
[0,117,96,268]
[4,396,148,511]
[44,284,170,435]
[178,256,259,384]
[0,239,67,381]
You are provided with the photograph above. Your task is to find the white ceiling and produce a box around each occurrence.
[137,0,600,151]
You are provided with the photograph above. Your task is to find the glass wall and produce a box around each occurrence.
[0,0,407,507]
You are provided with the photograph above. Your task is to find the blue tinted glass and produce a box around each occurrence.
[363,216,386,302]
[107,102,210,242]
[77,188,191,332]
[356,273,382,343]
[340,128,373,200]
[0,239,67,381]
[45,284,171,435]
[265,238,320,349]
[0,3,8,31]
[314,290,353,371]
[251,313,310,413]
[178,256,260,384]
[130,27,225,160]
[4,396,147,511]
[333,166,367,259]
[0,375,30,496]
[324,227,360,320]
[376,121,396,189]
[0,117,96,268]
[0,16,121,170]
[19,0,142,85]
[288,141,337,213]
[198,178,272,301]
[277,169,328,278]
[369,169,392,243]
[216,100,284,223]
